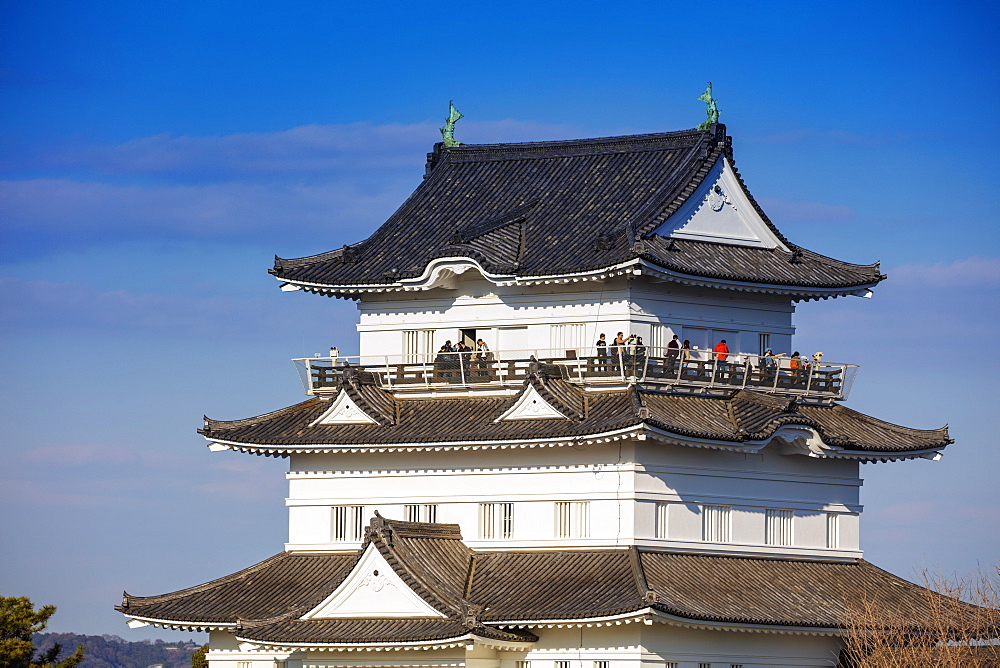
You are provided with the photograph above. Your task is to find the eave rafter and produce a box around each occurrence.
[276,254,880,302]
[204,423,945,463]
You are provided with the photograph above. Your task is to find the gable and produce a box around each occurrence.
[495,384,568,422]
[301,543,446,619]
[654,156,789,250]
[309,390,379,426]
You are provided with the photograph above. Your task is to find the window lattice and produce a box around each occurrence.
[827,512,840,549]
[405,504,438,523]
[765,509,794,546]
[402,329,435,363]
[655,502,669,539]
[702,505,731,543]
[331,505,364,542]
[479,502,514,539]
[554,501,590,538]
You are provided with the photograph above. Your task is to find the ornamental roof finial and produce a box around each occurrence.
[440,100,464,147]
[697,82,720,131]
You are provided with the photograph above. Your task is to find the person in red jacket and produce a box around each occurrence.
[712,339,730,362]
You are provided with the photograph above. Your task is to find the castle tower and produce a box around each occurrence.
[118,123,956,667]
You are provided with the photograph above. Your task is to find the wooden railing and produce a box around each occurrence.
[293,348,857,400]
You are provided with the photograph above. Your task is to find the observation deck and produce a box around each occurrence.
[293,347,858,401]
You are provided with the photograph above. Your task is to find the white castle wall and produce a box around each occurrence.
[355,275,796,362]
[283,440,862,559]
[206,623,843,668]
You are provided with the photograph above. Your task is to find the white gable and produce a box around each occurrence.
[495,384,567,422]
[301,543,446,619]
[309,389,379,426]
[654,156,789,250]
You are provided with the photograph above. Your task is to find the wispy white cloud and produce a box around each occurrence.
[0,177,404,240]
[0,276,323,338]
[2,120,580,180]
[888,256,1000,288]
[757,196,856,224]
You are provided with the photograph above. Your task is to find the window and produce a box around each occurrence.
[554,501,590,538]
[405,504,437,523]
[731,665,744,668]
[650,324,673,353]
[550,324,586,356]
[555,662,571,668]
[593,662,609,668]
[702,505,731,542]
[758,333,771,355]
[237,663,251,668]
[479,502,514,539]
[403,329,435,363]
[331,505,364,542]
[699,663,712,668]
[655,502,669,539]
[827,512,840,549]
[665,664,678,668]
[765,509,794,546]
[516,662,531,668]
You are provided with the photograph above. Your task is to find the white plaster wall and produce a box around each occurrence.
[640,622,842,667]
[353,274,799,363]
[284,440,862,557]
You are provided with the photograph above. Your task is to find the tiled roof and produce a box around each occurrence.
[118,517,981,643]
[200,375,950,457]
[117,552,355,624]
[270,126,883,294]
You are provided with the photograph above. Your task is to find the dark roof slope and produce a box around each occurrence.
[117,552,355,624]
[200,378,950,456]
[119,529,983,638]
[271,126,882,293]
[640,552,972,629]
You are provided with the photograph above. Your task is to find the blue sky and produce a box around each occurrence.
[2,0,998,641]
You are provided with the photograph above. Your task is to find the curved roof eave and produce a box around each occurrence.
[273,255,883,301]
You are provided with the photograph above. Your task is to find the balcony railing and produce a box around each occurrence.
[293,347,858,401]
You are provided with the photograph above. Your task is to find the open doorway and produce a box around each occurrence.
[459,328,476,349]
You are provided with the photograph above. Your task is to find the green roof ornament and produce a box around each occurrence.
[696,82,720,131]
[440,101,464,147]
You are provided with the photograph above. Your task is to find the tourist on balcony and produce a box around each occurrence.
[612,332,627,370]
[681,339,691,362]
[596,334,608,373]
[456,341,472,378]
[712,339,730,382]
[667,334,680,359]
[633,336,647,376]
[789,351,803,385]
[435,341,456,379]
[474,339,493,379]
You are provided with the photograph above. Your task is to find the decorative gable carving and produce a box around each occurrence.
[301,543,446,619]
[654,157,789,250]
[495,384,568,422]
[309,390,379,426]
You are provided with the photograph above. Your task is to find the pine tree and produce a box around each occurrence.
[0,597,84,668]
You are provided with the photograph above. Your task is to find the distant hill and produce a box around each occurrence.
[32,633,201,668]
